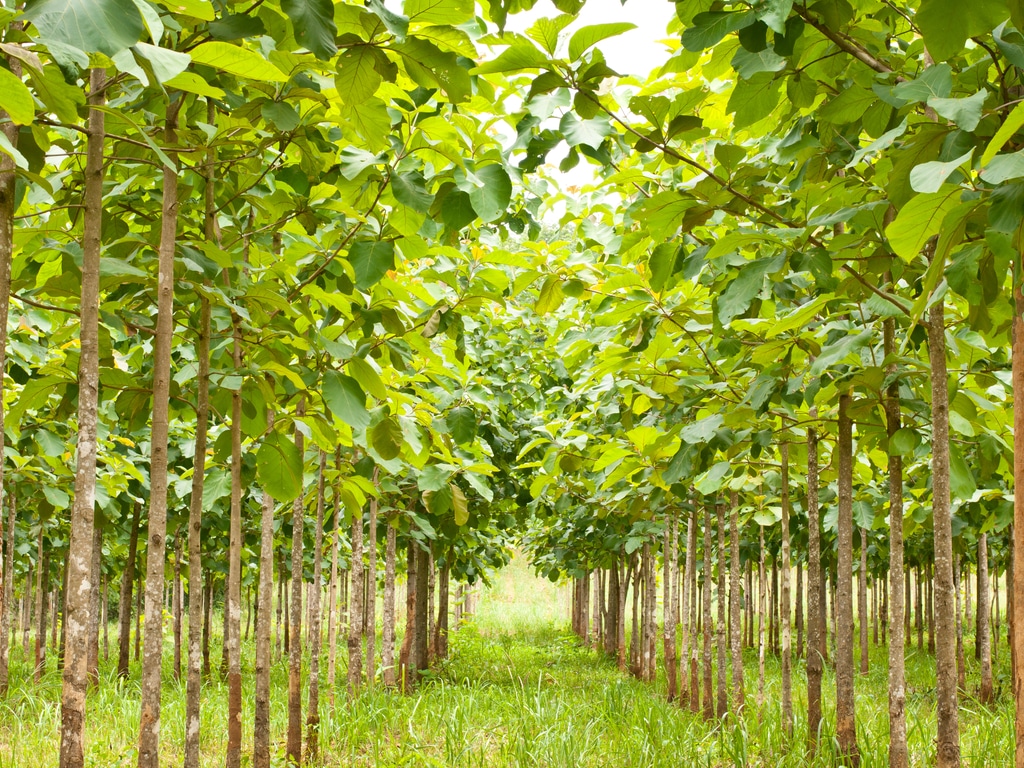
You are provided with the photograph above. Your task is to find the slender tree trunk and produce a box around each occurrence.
[172,535,182,682]
[326,449,342,703]
[703,504,713,720]
[0,493,14,696]
[278,553,286,661]
[716,504,727,717]
[365,474,379,686]
[59,69,105,768]
[917,567,924,652]
[993,569,1000,667]
[859,528,869,676]
[202,572,212,677]
[135,572,142,663]
[118,503,141,679]
[929,299,961,767]
[642,543,656,682]
[680,514,692,709]
[22,563,31,660]
[729,491,744,713]
[183,242,211,768]
[136,106,180,768]
[980,534,993,704]
[383,519,397,686]
[253,411,277,768]
[435,562,450,660]
[102,573,109,661]
[836,391,860,765]
[796,561,804,661]
[287,408,306,765]
[956,560,966,689]
[807,409,823,753]
[664,512,678,702]
[347,502,364,696]
[757,526,766,714]
[413,545,430,686]
[87,523,102,685]
[306,452,326,764]
[688,511,699,712]
[400,544,417,692]
[35,537,48,681]
[781,443,793,735]
[928,560,936,655]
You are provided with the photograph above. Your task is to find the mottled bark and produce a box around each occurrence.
[781,444,792,736]
[807,411,823,753]
[347,502,364,696]
[0,493,14,696]
[253,412,277,768]
[687,509,698,713]
[929,299,960,768]
[796,561,804,661]
[836,392,860,765]
[305,452,326,764]
[413,545,430,686]
[399,545,417,692]
[729,491,744,712]
[980,535,993,704]
[35,536,48,681]
[434,562,449,660]
[715,504,727,717]
[118,503,141,679]
[382,519,397,686]
[859,528,868,676]
[326,449,342,702]
[172,534,182,681]
[703,504,713,720]
[757,526,766,714]
[87,523,102,685]
[287,409,306,765]
[59,69,105,768]
[664,512,678,701]
[365,477,378,685]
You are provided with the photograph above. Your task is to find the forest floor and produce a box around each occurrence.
[0,558,1014,767]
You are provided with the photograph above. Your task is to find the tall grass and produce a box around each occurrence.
[0,559,1013,766]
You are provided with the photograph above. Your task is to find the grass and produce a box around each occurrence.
[0,559,1014,766]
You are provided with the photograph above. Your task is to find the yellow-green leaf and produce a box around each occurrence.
[189,41,287,82]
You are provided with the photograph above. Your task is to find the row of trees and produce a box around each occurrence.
[1,0,1024,766]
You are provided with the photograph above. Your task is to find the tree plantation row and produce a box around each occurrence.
[1,0,1024,766]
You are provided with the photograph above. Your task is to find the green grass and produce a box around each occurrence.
[0,560,1014,766]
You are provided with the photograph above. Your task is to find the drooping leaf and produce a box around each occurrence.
[448,406,476,445]
[468,164,512,222]
[981,149,1024,184]
[256,430,304,502]
[451,483,469,525]
[24,0,144,57]
[727,72,781,129]
[559,112,613,148]
[917,0,1008,61]
[404,0,473,25]
[885,188,960,261]
[717,254,785,325]
[417,463,453,493]
[370,416,404,460]
[982,101,1024,164]
[392,170,433,213]
[680,413,724,445]
[694,460,730,494]
[909,150,973,194]
[472,41,550,74]
[348,240,395,290]
[567,22,635,61]
[681,11,754,52]
[347,357,387,400]
[282,0,337,59]
[322,371,370,430]
[928,90,987,131]
[949,443,977,499]
[441,189,477,230]
[208,14,265,40]
[889,427,921,456]
[336,45,383,104]
[0,68,34,125]
[189,41,287,82]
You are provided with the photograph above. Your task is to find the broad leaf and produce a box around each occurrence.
[451,483,469,525]
[349,240,395,290]
[448,406,476,445]
[885,189,960,262]
[909,150,973,194]
[25,0,144,56]
[468,165,512,222]
[0,68,34,125]
[256,430,304,502]
[282,0,337,60]
[568,22,635,61]
[370,416,404,461]
[681,11,754,52]
[190,41,287,82]
[322,371,370,430]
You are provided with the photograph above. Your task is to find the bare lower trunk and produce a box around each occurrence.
[780,444,792,735]
[365,478,378,685]
[680,513,692,710]
[688,509,699,712]
[59,70,105,768]
[715,504,727,717]
[796,561,804,662]
[617,558,628,673]
[807,410,823,753]
[172,535,182,681]
[729,492,744,712]
[757,527,766,714]
[35,537,48,681]
[400,545,418,692]
[383,520,397,686]
[703,504,713,720]
[413,545,430,686]
[347,503,364,696]
[224,301,244,768]
[434,562,450,660]
[326,449,342,703]
[287,408,306,765]
[118,503,142,679]
[202,573,211,677]
[642,543,656,682]
[980,534,993,704]
[859,528,868,676]
[87,523,102,685]
[253,480,275,768]
[956,560,965,689]
[929,299,961,768]
[0,493,14,696]
[664,513,678,701]
[306,452,326,764]
[836,391,860,765]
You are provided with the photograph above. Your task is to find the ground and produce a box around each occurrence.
[0,559,1013,766]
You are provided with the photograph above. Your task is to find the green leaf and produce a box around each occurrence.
[208,14,264,40]
[727,72,781,129]
[909,150,973,194]
[392,170,433,213]
[322,371,370,430]
[189,41,287,82]
[25,0,144,57]
[347,357,387,400]
[472,42,550,74]
[0,68,34,125]
[154,0,213,20]
[404,0,473,25]
[568,22,635,61]
[527,14,574,55]
[559,112,613,149]
[348,240,395,290]
[648,243,677,292]
[164,71,224,99]
[134,43,190,84]
[756,0,792,34]
[261,101,300,131]
[982,101,1024,164]
[464,471,493,502]
[981,149,1024,184]
[29,64,85,123]
[717,254,785,325]
[256,430,304,502]
[889,427,921,456]
[448,406,476,445]
[468,164,512,222]
[417,463,452,493]
[694,460,730,495]
[681,11,754,51]
[367,0,409,39]
[335,45,382,104]
[451,483,469,525]
[442,190,477,230]
[892,64,952,103]
[949,444,977,499]
[534,276,565,315]
[917,0,1008,61]
[680,413,724,445]
[884,189,960,262]
[928,90,987,132]
[282,0,337,59]
[370,416,404,460]
[818,85,876,125]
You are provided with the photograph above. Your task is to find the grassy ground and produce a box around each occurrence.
[0,558,1014,766]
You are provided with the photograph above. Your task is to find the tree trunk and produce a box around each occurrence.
[0,493,15,696]
[400,544,417,692]
[642,543,655,682]
[58,68,105,768]
[780,443,793,735]
[729,491,744,712]
[928,560,936,655]
[35,535,48,681]
[87,522,102,685]
[859,528,869,676]
[688,509,699,712]
[22,562,31,661]
[980,534,993,704]
[202,572,212,677]
[135,572,142,663]
[806,409,823,753]
[413,545,430,686]
[955,560,966,689]
[617,559,628,673]
[836,391,860,765]
[306,452,327,764]
[183,268,211,768]
[664,512,678,701]
[252,407,277,768]
[929,297,961,768]
[326,449,342,703]
[365,476,379,686]
[287,410,306,765]
[347,503,364,697]
[715,504,727,717]
[679,514,691,710]
[173,534,182,682]
[435,562,450,660]
[702,503,713,720]
[796,561,804,661]
[380,517,397,688]
[118,503,142,679]
[629,556,640,676]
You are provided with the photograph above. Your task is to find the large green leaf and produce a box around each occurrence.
[282,0,337,59]
[447,406,476,445]
[917,0,1008,61]
[347,357,387,400]
[949,444,977,499]
[681,11,753,52]
[322,371,370,429]
[349,240,395,290]
[392,170,433,212]
[0,68,34,125]
[567,22,635,61]
[451,483,469,525]
[441,189,477,230]
[190,41,287,82]
[909,150,973,194]
[727,72,781,129]
[717,254,785,325]
[885,188,960,262]
[370,416,404,461]
[405,0,473,24]
[928,90,987,132]
[981,149,1024,184]
[472,42,550,74]
[336,45,382,104]
[468,165,512,222]
[25,0,144,56]
[680,414,724,445]
[694,460,730,495]
[256,430,304,502]
[982,101,1024,164]
[559,113,613,149]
